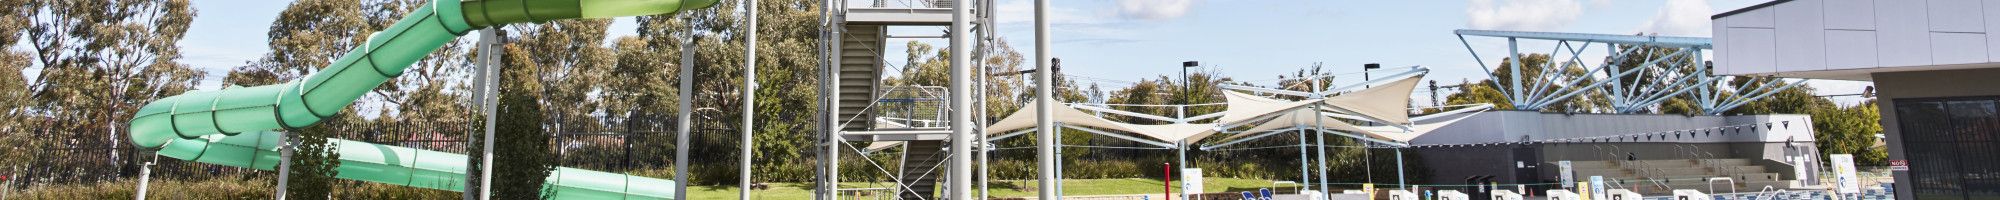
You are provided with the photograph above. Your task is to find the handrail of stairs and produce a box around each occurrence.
[1753,185,1789,200]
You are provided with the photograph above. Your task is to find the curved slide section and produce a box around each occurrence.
[126,0,713,199]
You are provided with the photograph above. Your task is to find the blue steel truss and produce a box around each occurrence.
[1454,29,1804,114]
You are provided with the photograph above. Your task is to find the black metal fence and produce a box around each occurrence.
[4,117,669,192]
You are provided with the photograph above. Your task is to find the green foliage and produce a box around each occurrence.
[285,114,353,199]
[1445,80,1514,110]
[1812,101,1886,166]
[487,44,557,198]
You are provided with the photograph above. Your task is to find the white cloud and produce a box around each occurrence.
[1465,0,1587,31]
[1115,0,1196,21]
[994,0,1111,25]
[1637,0,1714,36]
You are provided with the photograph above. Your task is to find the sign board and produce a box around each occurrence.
[1890,160,1909,171]
[1577,182,1591,200]
[1559,161,1575,188]
[1182,168,1204,195]
[1831,154,1860,193]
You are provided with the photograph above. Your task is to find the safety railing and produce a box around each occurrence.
[836,187,894,200]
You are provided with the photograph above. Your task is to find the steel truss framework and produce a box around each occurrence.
[1454,29,1805,115]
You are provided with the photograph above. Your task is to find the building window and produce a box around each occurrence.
[1896,97,2000,200]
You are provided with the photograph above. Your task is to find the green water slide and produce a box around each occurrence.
[126,0,714,199]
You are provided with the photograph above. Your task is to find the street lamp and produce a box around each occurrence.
[1362,63,1382,88]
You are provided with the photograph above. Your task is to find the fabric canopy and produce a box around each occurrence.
[1215,91,1317,126]
[1351,108,1481,142]
[1221,108,1374,141]
[1321,75,1424,125]
[985,100,1217,143]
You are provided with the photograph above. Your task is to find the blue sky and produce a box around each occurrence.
[167,0,1872,105]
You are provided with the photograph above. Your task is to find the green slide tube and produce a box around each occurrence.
[126,0,714,199]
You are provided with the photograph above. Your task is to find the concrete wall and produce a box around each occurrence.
[1411,111,1814,145]
[1713,0,2000,80]
[1406,111,1821,185]
[1412,142,1815,185]
[1870,67,2000,199]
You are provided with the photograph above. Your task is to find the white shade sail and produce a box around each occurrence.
[1216,91,1317,126]
[985,100,1217,143]
[1321,75,1424,125]
[1223,108,1373,141]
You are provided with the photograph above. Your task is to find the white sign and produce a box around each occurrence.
[1182,168,1203,195]
[1890,160,1909,171]
[1831,154,1860,193]
[1590,176,1607,200]
[1559,161,1575,188]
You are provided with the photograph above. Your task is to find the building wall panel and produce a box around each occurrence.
[1714,20,1733,75]
[1876,0,1934,67]
[1931,32,1989,65]
[1987,0,2000,61]
[1728,28,1779,74]
[1824,0,1876,30]
[1728,6,1778,28]
[1777,0,1829,72]
[1927,0,1985,33]
[1825,30,1881,70]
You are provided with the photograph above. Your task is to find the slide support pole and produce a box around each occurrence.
[948,0,974,199]
[740,0,759,199]
[675,19,696,200]
[276,133,293,200]
[1032,0,1057,198]
[476,27,501,200]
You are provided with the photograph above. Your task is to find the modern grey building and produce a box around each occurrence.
[1408,111,1819,195]
[1713,0,2000,199]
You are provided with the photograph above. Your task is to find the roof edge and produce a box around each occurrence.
[1712,0,1793,20]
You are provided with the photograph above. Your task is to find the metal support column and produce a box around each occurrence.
[1034,0,1057,199]
[1177,141,1188,200]
[976,0,995,198]
[467,27,500,200]
[947,0,975,199]
[675,20,697,200]
[1297,126,1309,194]
[1314,108,1330,198]
[135,156,154,200]
[276,132,292,200]
[739,0,759,198]
[1397,148,1407,190]
[1507,37,1523,109]
[813,0,832,198]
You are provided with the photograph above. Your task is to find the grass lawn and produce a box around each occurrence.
[683,178,1288,199]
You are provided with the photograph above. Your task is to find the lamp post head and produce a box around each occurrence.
[1183,61,1199,68]
[1364,63,1382,70]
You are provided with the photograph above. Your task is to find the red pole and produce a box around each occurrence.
[1163,162,1173,200]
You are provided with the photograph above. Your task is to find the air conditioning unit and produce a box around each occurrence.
[1491,190,1524,200]
[1437,190,1469,200]
[1386,190,1417,200]
[1607,189,1643,200]
[1673,189,1711,200]
[1547,189,1582,200]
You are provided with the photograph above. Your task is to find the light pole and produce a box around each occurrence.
[1363,63,1381,88]
[1178,60,1196,200]
[1181,61,1199,104]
